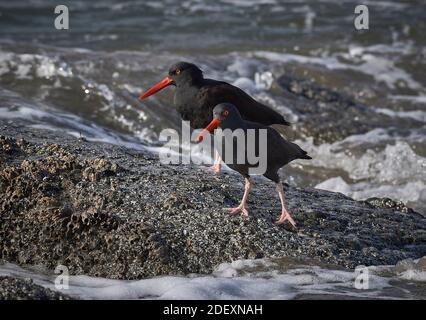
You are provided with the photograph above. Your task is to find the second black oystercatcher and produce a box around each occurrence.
[195,103,311,226]
[139,62,290,172]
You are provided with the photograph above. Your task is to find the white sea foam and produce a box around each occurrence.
[232,77,258,92]
[220,0,277,7]
[0,104,147,151]
[296,130,426,208]
[0,51,73,80]
[1,256,424,300]
[316,177,426,205]
[250,41,422,90]
[390,95,426,104]
[375,108,426,123]
[301,138,426,183]
[399,270,426,282]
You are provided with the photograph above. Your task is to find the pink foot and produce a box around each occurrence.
[225,206,249,218]
[275,210,296,227]
[206,163,221,173]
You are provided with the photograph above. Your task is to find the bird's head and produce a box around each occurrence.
[139,62,203,100]
[195,103,242,142]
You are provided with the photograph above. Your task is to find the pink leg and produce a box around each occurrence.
[207,150,221,173]
[226,177,252,218]
[275,183,296,227]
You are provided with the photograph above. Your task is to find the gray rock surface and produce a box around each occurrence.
[0,276,72,300]
[0,119,425,280]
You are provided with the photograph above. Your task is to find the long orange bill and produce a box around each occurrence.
[139,76,173,100]
[195,118,221,143]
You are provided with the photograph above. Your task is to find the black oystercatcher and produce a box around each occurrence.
[139,62,290,172]
[195,103,311,226]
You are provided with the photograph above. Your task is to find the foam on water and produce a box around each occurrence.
[250,40,423,91]
[375,108,426,123]
[0,51,73,80]
[220,0,277,7]
[300,137,426,183]
[316,177,426,205]
[400,270,426,282]
[0,103,147,151]
[296,130,426,211]
[1,257,425,300]
[390,95,426,104]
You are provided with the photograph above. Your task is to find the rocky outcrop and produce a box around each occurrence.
[1,120,426,280]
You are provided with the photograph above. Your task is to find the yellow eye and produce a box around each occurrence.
[222,110,229,117]
[175,68,181,75]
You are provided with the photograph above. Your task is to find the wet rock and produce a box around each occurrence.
[0,276,72,300]
[394,258,416,273]
[364,197,416,215]
[415,257,426,271]
[0,120,425,279]
[275,74,425,144]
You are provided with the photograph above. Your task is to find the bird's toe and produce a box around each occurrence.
[225,207,241,215]
[206,164,221,174]
[241,208,249,218]
[275,212,297,227]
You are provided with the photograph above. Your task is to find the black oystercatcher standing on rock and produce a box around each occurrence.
[195,103,311,227]
[139,62,290,172]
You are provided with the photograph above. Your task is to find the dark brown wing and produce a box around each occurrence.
[267,126,312,164]
[198,79,290,126]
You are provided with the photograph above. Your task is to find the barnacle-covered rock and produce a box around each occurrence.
[0,122,425,281]
[0,276,73,300]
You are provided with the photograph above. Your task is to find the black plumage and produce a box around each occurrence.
[196,103,311,226]
[140,62,290,129]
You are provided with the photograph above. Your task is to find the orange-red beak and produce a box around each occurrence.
[195,118,221,143]
[139,76,174,100]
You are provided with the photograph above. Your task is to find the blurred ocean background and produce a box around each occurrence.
[0,0,425,212]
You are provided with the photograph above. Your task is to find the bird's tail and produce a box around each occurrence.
[284,141,312,162]
[291,142,312,160]
[299,150,312,160]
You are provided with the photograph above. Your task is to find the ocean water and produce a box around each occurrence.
[1,257,426,299]
[1,0,426,299]
[1,0,425,212]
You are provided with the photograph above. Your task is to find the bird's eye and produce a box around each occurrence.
[175,68,181,75]
[222,110,229,117]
